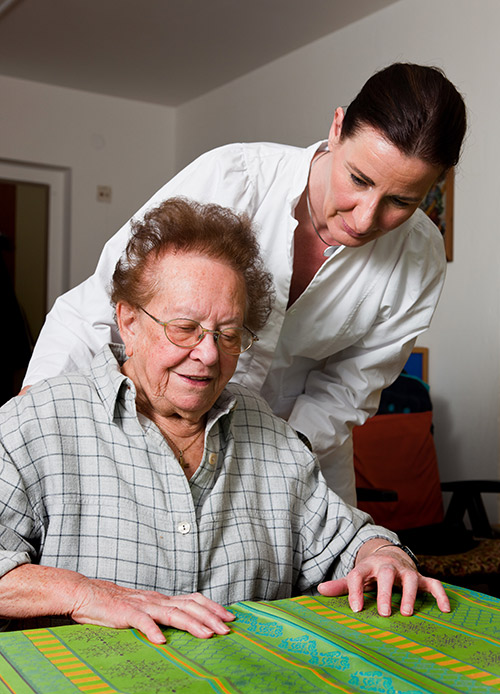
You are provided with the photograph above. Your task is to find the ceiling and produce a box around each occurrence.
[0,0,399,106]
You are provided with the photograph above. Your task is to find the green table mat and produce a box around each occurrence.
[0,584,498,693]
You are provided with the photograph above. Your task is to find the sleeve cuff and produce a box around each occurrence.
[0,551,32,578]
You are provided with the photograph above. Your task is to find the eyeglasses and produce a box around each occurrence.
[139,307,259,355]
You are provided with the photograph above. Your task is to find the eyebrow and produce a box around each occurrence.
[349,164,422,203]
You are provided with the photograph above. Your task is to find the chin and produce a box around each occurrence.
[174,397,213,417]
[338,234,369,248]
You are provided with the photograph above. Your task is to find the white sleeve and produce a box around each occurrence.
[24,145,254,386]
[287,226,446,496]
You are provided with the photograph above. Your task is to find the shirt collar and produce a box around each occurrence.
[91,343,133,421]
[90,343,238,432]
[288,140,328,210]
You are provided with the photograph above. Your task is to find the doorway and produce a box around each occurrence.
[0,160,70,403]
[0,179,49,343]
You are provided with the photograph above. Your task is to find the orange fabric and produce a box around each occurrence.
[353,411,444,531]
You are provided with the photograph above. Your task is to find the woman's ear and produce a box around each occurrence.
[328,107,345,150]
[116,301,138,357]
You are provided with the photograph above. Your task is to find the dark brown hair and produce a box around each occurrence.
[111,197,274,332]
[341,63,467,171]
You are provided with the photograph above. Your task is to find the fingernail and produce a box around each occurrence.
[151,634,166,644]
[351,602,362,613]
[380,607,391,617]
[217,625,231,635]
[401,605,413,616]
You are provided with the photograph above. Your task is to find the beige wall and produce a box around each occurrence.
[0,75,176,289]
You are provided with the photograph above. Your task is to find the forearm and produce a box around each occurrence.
[0,563,85,619]
[0,563,235,643]
[23,286,118,386]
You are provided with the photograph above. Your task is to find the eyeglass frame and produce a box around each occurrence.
[139,306,259,355]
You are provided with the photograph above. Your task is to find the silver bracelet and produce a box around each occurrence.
[373,542,420,570]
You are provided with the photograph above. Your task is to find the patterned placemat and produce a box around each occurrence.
[0,584,498,693]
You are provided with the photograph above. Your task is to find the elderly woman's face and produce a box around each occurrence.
[118,251,246,422]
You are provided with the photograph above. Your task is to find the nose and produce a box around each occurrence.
[190,331,220,365]
[353,196,380,234]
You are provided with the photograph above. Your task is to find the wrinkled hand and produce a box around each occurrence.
[70,577,235,644]
[318,539,450,617]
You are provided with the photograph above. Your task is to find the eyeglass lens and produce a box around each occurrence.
[165,319,252,354]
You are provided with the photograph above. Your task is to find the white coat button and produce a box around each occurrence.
[178,522,191,534]
[209,453,217,466]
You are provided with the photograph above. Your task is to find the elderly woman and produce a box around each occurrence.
[0,198,449,645]
[22,63,467,507]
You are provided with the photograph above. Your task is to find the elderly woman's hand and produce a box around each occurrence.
[317,538,450,617]
[70,577,235,643]
[0,564,235,644]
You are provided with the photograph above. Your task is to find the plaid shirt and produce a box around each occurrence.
[0,345,396,605]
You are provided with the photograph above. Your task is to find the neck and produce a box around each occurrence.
[154,414,207,477]
[288,192,331,307]
[305,151,340,258]
[306,150,328,228]
[156,414,206,441]
[135,396,206,440]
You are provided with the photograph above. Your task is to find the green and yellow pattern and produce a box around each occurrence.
[0,584,498,693]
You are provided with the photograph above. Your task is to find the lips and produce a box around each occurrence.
[340,216,373,239]
[340,217,360,237]
[178,374,212,383]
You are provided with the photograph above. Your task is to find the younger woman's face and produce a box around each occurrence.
[316,109,442,248]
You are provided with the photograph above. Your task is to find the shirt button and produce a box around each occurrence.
[177,522,191,534]
[208,453,217,466]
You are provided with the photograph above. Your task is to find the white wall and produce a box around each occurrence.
[0,75,176,291]
[177,0,500,510]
